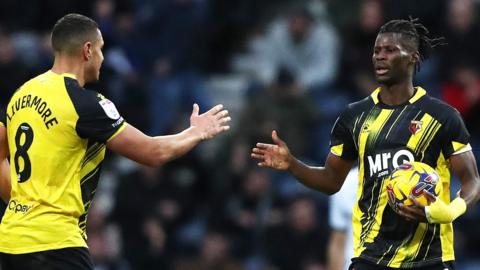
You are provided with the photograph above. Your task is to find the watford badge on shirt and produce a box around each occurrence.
[409,120,422,135]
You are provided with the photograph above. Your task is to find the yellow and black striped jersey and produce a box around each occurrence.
[330,87,471,268]
[0,70,126,254]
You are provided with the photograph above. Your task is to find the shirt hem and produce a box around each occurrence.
[0,242,88,255]
[358,254,454,268]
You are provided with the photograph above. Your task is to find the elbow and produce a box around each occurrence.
[145,155,168,167]
[142,138,171,167]
[325,185,342,196]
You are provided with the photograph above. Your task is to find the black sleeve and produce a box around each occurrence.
[441,108,471,158]
[330,108,358,160]
[65,78,126,143]
[76,92,126,142]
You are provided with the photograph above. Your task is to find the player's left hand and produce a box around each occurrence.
[397,191,436,222]
[190,103,231,140]
[398,203,427,222]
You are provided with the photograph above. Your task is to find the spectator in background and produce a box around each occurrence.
[110,165,187,269]
[236,68,320,160]
[340,0,384,99]
[259,3,339,91]
[266,195,329,270]
[383,0,446,36]
[93,0,116,43]
[232,1,343,162]
[442,63,480,118]
[140,216,171,270]
[140,0,212,136]
[327,167,358,270]
[97,7,147,129]
[222,167,273,259]
[441,63,480,145]
[174,230,241,270]
[233,1,340,100]
[441,0,480,77]
[87,204,129,270]
[0,28,30,108]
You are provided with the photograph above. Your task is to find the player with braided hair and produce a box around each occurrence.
[252,18,480,269]
[377,18,446,73]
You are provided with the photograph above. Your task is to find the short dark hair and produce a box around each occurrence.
[51,13,99,55]
[378,18,445,72]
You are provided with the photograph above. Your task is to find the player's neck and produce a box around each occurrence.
[379,82,415,106]
[51,55,86,87]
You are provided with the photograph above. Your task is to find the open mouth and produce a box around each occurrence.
[375,68,389,76]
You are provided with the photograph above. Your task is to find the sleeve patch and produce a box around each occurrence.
[99,99,120,120]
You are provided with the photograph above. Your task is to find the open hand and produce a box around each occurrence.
[190,104,231,140]
[251,130,292,170]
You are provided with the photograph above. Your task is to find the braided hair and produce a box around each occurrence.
[378,18,445,72]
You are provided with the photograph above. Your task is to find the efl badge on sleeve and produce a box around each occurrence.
[99,99,120,120]
[409,120,422,135]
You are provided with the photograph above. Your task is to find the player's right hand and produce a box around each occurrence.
[251,130,292,170]
[190,103,231,140]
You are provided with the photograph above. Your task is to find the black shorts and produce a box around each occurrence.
[349,258,455,270]
[0,247,94,270]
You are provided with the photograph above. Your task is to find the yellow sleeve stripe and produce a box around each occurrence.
[107,122,128,142]
[452,142,472,155]
[0,122,4,127]
[330,144,344,156]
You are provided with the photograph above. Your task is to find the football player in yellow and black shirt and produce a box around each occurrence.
[0,14,230,270]
[252,18,480,270]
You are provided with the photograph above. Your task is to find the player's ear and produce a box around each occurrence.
[82,42,92,61]
[410,51,420,65]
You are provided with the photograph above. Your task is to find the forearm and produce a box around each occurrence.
[457,173,480,210]
[288,158,340,194]
[149,127,202,166]
[108,125,203,167]
[458,177,480,209]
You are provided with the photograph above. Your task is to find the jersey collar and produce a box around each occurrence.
[47,70,77,80]
[371,86,426,106]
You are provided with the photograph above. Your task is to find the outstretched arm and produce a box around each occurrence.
[251,130,354,194]
[0,125,10,202]
[107,104,230,167]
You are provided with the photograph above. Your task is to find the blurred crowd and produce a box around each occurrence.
[1,0,480,269]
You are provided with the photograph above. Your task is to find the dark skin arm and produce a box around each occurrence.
[251,130,354,195]
[398,151,480,222]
